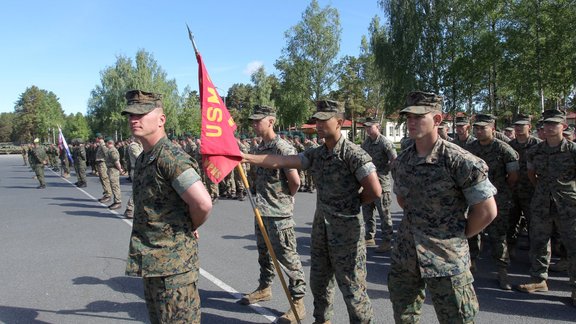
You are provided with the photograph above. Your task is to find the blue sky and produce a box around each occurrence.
[0,0,382,115]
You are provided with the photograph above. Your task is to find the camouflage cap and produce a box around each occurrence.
[248,105,276,120]
[542,109,566,123]
[439,121,449,128]
[400,91,443,115]
[563,125,575,136]
[504,126,514,131]
[454,116,470,126]
[473,114,496,126]
[513,113,531,125]
[122,90,163,116]
[363,116,380,127]
[104,136,114,143]
[312,100,344,120]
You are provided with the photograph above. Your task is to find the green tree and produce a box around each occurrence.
[63,113,91,141]
[251,66,273,106]
[88,49,180,139]
[275,0,341,127]
[12,86,65,143]
[226,83,254,134]
[0,112,15,142]
[177,86,201,137]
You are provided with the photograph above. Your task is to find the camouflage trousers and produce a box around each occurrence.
[126,170,135,211]
[310,211,373,323]
[95,161,111,197]
[255,217,306,299]
[507,191,533,245]
[143,271,200,324]
[33,165,46,186]
[233,166,245,198]
[304,169,315,191]
[61,158,70,175]
[107,167,122,204]
[469,197,511,269]
[202,173,219,199]
[389,267,478,324]
[362,191,393,243]
[529,200,576,286]
[74,161,87,184]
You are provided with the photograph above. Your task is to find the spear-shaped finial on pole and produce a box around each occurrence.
[186,24,199,55]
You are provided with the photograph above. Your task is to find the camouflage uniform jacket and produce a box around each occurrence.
[253,136,297,217]
[509,136,541,192]
[126,136,201,278]
[293,142,305,153]
[30,146,48,166]
[392,139,497,278]
[73,145,86,163]
[466,138,519,201]
[299,135,376,217]
[526,138,576,207]
[361,133,397,191]
[452,134,476,149]
[95,141,108,162]
[105,146,120,169]
[128,142,143,169]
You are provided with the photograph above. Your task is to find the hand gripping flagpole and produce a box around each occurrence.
[186,25,301,324]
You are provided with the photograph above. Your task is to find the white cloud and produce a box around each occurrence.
[243,61,263,76]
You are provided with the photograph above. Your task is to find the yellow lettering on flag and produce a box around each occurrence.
[207,87,219,104]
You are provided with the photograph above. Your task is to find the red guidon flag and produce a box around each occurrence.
[196,52,242,183]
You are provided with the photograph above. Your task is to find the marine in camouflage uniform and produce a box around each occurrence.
[124,139,143,218]
[105,137,123,209]
[243,100,381,323]
[361,116,397,252]
[94,134,112,202]
[72,139,88,188]
[124,90,212,323]
[516,109,576,306]
[240,105,306,323]
[507,114,541,256]
[303,137,319,192]
[452,116,476,149]
[47,144,59,171]
[21,145,28,166]
[292,135,306,191]
[59,144,70,178]
[30,139,48,188]
[390,91,498,323]
[467,114,519,290]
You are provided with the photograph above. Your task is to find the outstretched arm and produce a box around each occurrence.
[242,153,302,169]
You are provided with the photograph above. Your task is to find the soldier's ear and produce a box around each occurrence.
[432,113,443,126]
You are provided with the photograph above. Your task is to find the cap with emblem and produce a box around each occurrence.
[122,90,163,116]
[473,114,496,126]
[363,116,380,127]
[542,109,566,123]
[513,113,531,125]
[454,116,470,126]
[400,91,443,115]
[312,100,344,120]
[248,105,276,120]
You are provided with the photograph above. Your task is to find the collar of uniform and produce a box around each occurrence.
[142,136,170,165]
[257,134,282,151]
[406,138,444,166]
[319,134,346,159]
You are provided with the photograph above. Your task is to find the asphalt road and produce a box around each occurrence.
[0,154,574,323]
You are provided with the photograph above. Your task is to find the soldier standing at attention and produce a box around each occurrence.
[94,133,112,203]
[452,116,475,148]
[123,137,143,218]
[507,114,541,259]
[516,109,576,307]
[21,144,28,166]
[30,138,49,189]
[73,139,88,188]
[239,105,307,323]
[243,100,381,324]
[104,137,123,210]
[389,91,497,323]
[467,114,519,290]
[361,116,397,253]
[123,90,212,323]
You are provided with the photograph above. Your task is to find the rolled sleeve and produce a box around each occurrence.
[171,168,201,195]
[463,178,497,206]
[355,162,376,182]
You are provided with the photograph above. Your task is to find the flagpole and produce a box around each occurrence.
[235,164,301,324]
[186,26,300,323]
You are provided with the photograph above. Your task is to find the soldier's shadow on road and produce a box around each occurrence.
[48,196,96,203]
[199,288,279,323]
[63,210,120,219]
[0,305,50,324]
[72,275,143,298]
[56,300,147,322]
[52,202,105,209]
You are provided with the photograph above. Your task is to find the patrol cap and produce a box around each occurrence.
[542,109,566,123]
[473,114,496,126]
[33,138,40,143]
[454,116,470,126]
[400,91,443,115]
[312,100,344,120]
[563,125,575,136]
[504,126,514,131]
[122,90,163,116]
[248,105,276,120]
[363,116,380,127]
[95,132,103,138]
[439,121,449,128]
[513,113,531,125]
[105,136,114,143]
